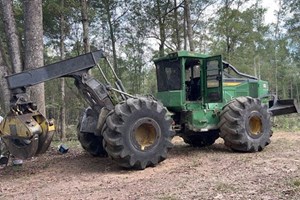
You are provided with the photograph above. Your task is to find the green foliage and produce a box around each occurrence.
[210,3,268,72]
[284,0,300,62]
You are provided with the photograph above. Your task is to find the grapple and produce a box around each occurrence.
[0,94,55,159]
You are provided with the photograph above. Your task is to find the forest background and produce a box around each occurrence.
[0,0,299,140]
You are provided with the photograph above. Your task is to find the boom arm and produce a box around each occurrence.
[6,50,116,110]
[0,50,126,159]
[7,50,104,89]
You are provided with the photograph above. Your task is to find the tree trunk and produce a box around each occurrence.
[0,40,11,114]
[104,0,118,75]
[224,0,231,60]
[183,8,187,50]
[296,78,299,103]
[282,84,286,99]
[290,81,293,99]
[0,0,22,73]
[156,0,165,57]
[174,0,181,51]
[184,0,194,51]
[23,0,45,116]
[80,0,90,53]
[274,0,283,96]
[0,66,10,114]
[60,0,66,141]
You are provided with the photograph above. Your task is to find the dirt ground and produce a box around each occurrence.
[0,131,299,200]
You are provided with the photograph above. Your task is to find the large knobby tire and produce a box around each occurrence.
[102,98,175,170]
[181,130,219,147]
[77,107,107,156]
[219,96,272,152]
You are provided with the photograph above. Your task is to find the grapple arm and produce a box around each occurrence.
[6,50,105,90]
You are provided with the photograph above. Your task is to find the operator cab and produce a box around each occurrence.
[154,51,223,110]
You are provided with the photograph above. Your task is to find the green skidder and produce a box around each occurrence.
[154,51,298,152]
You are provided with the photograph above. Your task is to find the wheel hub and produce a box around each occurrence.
[249,115,262,136]
[132,118,160,151]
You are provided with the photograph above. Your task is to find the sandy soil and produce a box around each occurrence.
[0,131,299,200]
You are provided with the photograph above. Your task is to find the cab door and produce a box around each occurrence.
[203,55,223,103]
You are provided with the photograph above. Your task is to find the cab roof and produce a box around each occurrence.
[154,50,211,63]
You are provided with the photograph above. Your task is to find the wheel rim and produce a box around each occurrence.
[249,115,262,136]
[132,118,160,151]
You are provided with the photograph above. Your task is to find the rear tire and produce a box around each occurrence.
[102,98,174,169]
[181,130,219,147]
[219,96,272,152]
[77,107,107,156]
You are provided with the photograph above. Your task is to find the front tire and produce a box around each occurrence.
[102,98,174,169]
[219,96,272,152]
[77,107,107,156]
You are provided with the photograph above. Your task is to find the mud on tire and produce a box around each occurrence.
[102,98,175,169]
[219,96,272,152]
[77,107,107,156]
